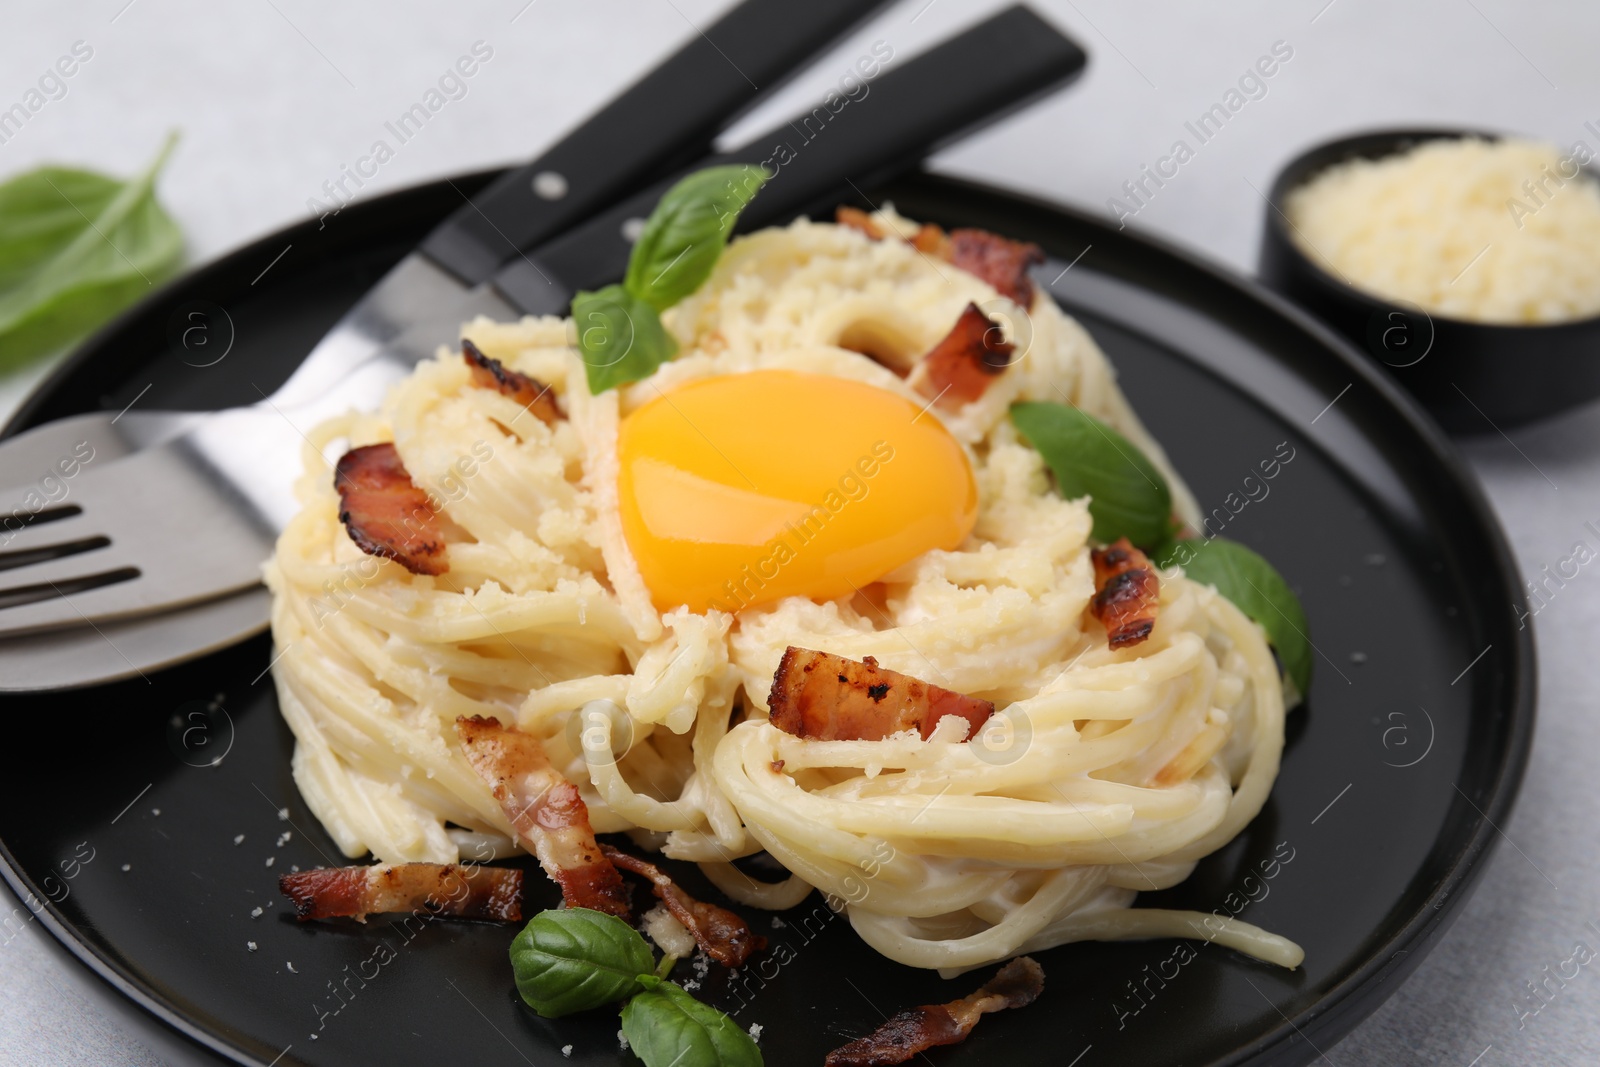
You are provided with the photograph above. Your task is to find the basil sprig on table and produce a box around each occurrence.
[0,133,183,369]
[574,164,768,394]
[1009,400,1311,699]
[510,907,762,1067]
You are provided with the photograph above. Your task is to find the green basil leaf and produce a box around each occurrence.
[621,980,762,1067]
[1155,536,1312,701]
[573,284,678,394]
[0,133,183,369]
[509,907,655,1018]
[1010,401,1173,548]
[623,164,767,312]
[0,168,123,293]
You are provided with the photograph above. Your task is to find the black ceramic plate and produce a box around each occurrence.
[0,170,1533,1067]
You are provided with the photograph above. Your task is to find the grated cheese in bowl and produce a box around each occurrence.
[1284,136,1600,325]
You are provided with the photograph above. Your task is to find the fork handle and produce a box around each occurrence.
[418,0,889,285]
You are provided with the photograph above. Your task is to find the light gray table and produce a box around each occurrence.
[2,1,1596,1063]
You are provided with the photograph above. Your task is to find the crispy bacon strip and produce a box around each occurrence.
[334,443,447,576]
[945,228,1044,308]
[1090,537,1161,649]
[278,862,522,922]
[833,208,1042,307]
[454,716,630,918]
[914,302,1014,409]
[768,647,993,743]
[599,845,766,967]
[826,956,1045,1066]
[461,338,562,425]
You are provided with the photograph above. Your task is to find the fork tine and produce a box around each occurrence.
[0,544,140,603]
[0,542,265,637]
[0,440,277,637]
[0,505,100,556]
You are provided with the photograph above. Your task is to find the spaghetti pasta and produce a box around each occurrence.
[265,207,1302,973]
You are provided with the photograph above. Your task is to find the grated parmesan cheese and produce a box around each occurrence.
[640,903,697,959]
[1285,136,1600,324]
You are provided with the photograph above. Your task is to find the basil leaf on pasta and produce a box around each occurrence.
[624,164,768,312]
[576,164,765,395]
[509,907,654,1018]
[573,283,678,395]
[622,978,763,1067]
[1157,536,1312,700]
[0,133,183,369]
[1009,401,1172,549]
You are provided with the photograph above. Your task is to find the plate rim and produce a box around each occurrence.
[0,167,1537,1067]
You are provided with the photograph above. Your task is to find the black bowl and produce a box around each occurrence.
[1258,127,1600,433]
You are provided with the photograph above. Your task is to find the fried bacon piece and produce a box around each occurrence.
[278,862,522,922]
[833,208,1043,307]
[768,647,994,743]
[908,224,952,258]
[914,302,1014,410]
[1090,537,1161,649]
[826,956,1046,1066]
[599,845,766,967]
[454,716,630,918]
[461,338,562,426]
[836,206,888,239]
[945,228,1044,308]
[334,443,447,576]
[836,205,949,256]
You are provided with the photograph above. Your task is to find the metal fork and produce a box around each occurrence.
[0,356,409,637]
[0,251,472,474]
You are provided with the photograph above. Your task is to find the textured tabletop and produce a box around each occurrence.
[1,1,1597,1064]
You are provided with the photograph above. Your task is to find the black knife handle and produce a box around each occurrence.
[418,0,889,285]
[494,5,1087,311]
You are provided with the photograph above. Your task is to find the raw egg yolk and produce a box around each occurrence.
[617,369,978,614]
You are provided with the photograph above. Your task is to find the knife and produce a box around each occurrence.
[2,0,912,524]
[356,6,1088,370]
[0,0,892,492]
[123,4,1088,536]
[0,6,1088,688]
[265,0,892,411]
